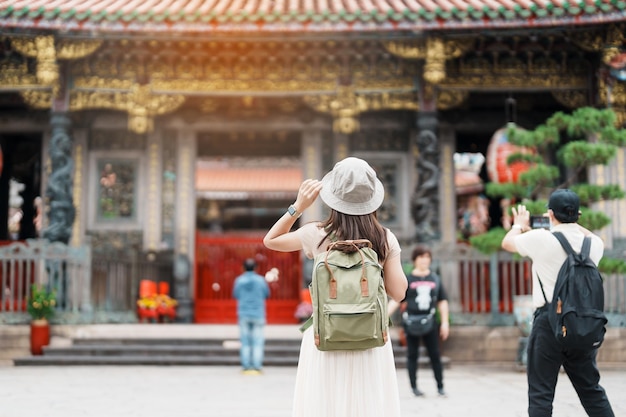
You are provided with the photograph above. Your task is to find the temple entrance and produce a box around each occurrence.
[193,130,303,323]
[0,133,42,242]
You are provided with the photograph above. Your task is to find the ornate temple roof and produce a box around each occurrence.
[0,0,624,34]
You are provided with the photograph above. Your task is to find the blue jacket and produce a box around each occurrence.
[233,272,270,320]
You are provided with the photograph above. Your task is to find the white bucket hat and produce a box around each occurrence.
[319,157,385,216]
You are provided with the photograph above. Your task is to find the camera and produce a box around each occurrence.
[530,215,550,229]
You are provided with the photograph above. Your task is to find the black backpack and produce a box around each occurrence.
[538,232,607,350]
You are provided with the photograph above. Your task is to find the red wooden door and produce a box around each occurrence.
[194,233,301,324]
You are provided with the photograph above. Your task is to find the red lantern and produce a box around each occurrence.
[486,126,535,184]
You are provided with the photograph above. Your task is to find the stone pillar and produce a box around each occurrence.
[333,132,349,162]
[43,113,75,244]
[438,125,457,245]
[70,128,87,247]
[144,129,163,252]
[435,124,462,316]
[412,112,440,244]
[173,129,196,322]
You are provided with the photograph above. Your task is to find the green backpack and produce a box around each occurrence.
[307,239,389,351]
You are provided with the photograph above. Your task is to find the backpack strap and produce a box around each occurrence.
[580,236,591,259]
[536,232,573,305]
[553,231,592,261]
[552,231,576,256]
[324,240,371,298]
[299,316,313,333]
[537,275,549,305]
[538,232,592,306]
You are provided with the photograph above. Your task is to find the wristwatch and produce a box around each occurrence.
[287,204,302,218]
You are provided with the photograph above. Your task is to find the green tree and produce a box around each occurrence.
[470,107,626,273]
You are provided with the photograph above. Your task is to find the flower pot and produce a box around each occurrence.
[30,319,50,355]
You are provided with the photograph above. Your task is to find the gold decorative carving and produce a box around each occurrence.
[364,92,418,111]
[0,60,38,87]
[74,76,134,90]
[570,24,625,65]
[385,38,473,85]
[56,40,103,60]
[10,38,39,57]
[598,78,625,127]
[153,78,337,93]
[70,85,185,134]
[304,89,419,134]
[444,56,588,90]
[353,79,415,91]
[20,90,52,109]
[150,78,416,94]
[602,25,625,66]
[383,40,425,59]
[424,38,446,84]
[304,87,367,134]
[34,36,58,86]
[436,90,468,110]
[443,39,474,59]
[441,73,586,89]
[551,90,588,109]
[71,143,83,247]
[11,36,59,87]
[570,31,605,52]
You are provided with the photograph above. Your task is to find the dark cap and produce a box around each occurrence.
[548,189,580,223]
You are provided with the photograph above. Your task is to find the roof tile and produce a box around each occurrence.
[0,0,624,31]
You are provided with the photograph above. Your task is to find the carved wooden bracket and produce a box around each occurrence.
[11,36,58,87]
[570,23,625,66]
[304,87,419,134]
[383,38,473,85]
[21,85,185,134]
[10,36,103,93]
[598,78,626,127]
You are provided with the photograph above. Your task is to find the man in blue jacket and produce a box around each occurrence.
[233,258,270,374]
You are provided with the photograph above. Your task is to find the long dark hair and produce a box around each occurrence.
[317,209,389,261]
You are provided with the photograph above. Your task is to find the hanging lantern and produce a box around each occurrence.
[486,126,534,184]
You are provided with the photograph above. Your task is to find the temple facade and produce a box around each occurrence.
[0,2,624,323]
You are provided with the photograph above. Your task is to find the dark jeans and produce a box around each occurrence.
[404,325,444,390]
[527,309,614,417]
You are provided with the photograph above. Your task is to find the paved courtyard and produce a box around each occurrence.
[1,363,624,417]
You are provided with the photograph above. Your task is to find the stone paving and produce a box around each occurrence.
[1,363,624,417]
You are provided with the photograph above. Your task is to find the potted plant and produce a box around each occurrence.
[27,284,56,355]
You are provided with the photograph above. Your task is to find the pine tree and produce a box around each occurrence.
[470,107,626,273]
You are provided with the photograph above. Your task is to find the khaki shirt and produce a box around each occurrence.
[513,223,604,309]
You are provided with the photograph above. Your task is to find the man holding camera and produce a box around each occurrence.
[501,189,614,417]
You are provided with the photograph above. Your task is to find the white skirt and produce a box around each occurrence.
[292,327,401,417]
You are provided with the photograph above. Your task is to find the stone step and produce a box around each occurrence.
[13,355,297,366]
[13,336,449,368]
[40,344,301,357]
[70,337,300,347]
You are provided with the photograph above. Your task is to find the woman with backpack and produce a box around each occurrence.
[263,157,408,417]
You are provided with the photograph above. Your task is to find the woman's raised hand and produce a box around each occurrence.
[294,179,323,213]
